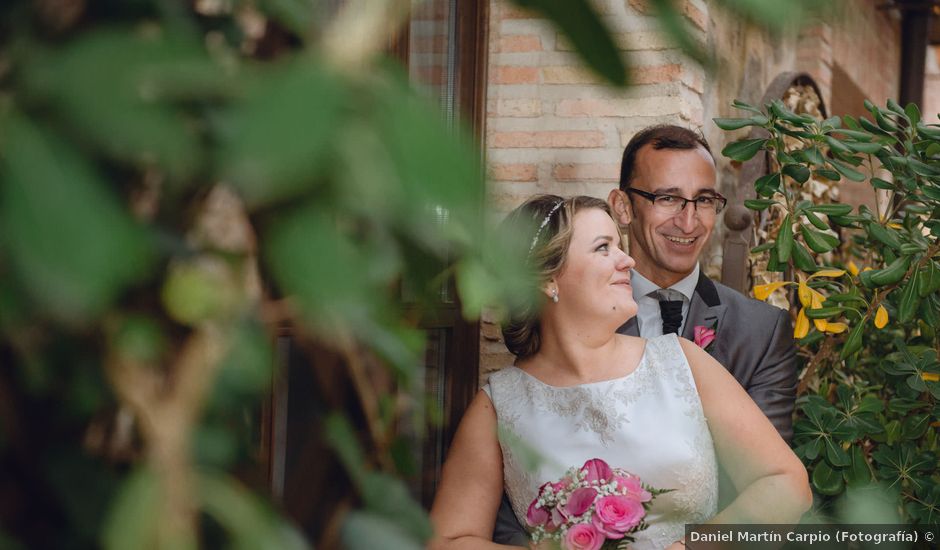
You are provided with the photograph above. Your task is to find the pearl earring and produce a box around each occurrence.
[551,288,559,303]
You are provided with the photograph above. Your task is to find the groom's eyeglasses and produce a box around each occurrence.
[625,188,727,216]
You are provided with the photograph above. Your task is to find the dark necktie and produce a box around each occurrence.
[659,294,683,335]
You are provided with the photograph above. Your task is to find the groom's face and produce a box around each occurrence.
[615,144,718,288]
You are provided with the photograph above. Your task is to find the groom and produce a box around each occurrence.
[492,125,798,545]
[608,124,797,440]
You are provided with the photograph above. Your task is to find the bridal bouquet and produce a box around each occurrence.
[526,458,668,550]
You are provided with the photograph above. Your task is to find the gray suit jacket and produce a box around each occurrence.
[492,272,798,545]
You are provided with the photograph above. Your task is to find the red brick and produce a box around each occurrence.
[628,0,653,14]
[411,35,447,55]
[490,163,538,181]
[499,4,539,19]
[494,98,542,117]
[633,64,682,85]
[683,1,708,33]
[556,99,624,117]
[552,164,620,182]
[490,66,539,84]
[497,35,542,53]
[489,131,606,148]
[415,65,446,87]
[542,65,599,84]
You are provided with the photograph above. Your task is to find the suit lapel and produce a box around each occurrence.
[682,272,726,357]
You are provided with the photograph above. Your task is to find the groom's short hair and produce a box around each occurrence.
[618,125,712,191]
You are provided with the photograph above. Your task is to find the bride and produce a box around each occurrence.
[429,195,811,549]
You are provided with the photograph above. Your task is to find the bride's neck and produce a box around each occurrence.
[527,318,621,383]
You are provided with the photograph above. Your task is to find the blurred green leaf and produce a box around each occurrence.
[258,0,314,37]
[112,315,167,365]
[213,322,273,406]
[361,472,433,542]
[199,470,310,550]
[341,511,423,550]
[324,413,366,485]
[102,468,160,550]
[194,424,238,468]
[264,203,380,331]
[372,71,484,248]
[0,111,154,322]
[218,60,345,207]
[512,0,626,85]
[20,28,210,182]
[647,0,710,67]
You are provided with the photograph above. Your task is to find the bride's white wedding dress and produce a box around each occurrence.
[483,334,719,550]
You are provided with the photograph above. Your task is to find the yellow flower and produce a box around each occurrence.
[847,261,860,276]
[923,373,940,383]
[874,305,889,329]
[824,322,848,334]
[753,281,793,301]
[887,222,903,230]
[794,307,810,339]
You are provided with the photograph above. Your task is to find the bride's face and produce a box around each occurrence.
[551,208,638,324]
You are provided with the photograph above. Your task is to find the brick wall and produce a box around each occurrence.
[485,0,708,215]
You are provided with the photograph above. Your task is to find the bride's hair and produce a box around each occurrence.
[500,194,618,359]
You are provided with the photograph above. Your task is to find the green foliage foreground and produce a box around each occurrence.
[0,0,836,547]
[718,98,940,523]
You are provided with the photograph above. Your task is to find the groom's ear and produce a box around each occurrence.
[608,188,632,226]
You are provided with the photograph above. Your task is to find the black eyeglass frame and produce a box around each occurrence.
[624,188,728,215]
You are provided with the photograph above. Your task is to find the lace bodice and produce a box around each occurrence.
[483,334,718,550]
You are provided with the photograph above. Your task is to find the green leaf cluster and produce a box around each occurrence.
[717,98,940,523]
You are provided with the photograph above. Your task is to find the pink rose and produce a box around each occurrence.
[614,474,652,502]
[592,495,645,538]
[564,523,604,550]
[694,325,716,349]
[526,498,549,527]
[581,458,612,484]
[564,487,597,517]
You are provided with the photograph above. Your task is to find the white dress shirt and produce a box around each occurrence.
[630,264,700,338]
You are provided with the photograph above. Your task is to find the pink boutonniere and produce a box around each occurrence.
[693,324,717,352]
